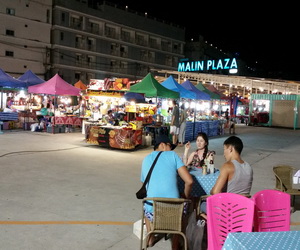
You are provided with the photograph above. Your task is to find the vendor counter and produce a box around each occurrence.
[85,124,142,150]
[53,116,82,126]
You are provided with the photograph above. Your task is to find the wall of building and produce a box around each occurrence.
[51,0,185,84]
[0,0,52,78]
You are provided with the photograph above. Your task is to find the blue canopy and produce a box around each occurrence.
[161,75,197,99]
[0,68,27,88]
[124,92,146,103]
[181,80,210,100]
[18,70,45,87]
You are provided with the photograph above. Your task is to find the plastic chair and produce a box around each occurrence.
[140,197,191,250]
[252,189,290,232]
[273,165,300,207]
[206,193,254,250]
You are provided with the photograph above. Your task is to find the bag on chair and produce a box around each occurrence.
[186,210,206,250]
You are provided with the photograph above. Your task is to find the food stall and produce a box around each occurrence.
[27,74,82,133]
[84,78,147,149]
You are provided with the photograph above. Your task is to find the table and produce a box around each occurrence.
[178,169,219,197]
[222,231,300,250]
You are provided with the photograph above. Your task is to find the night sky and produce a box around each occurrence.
[100,1,300,81]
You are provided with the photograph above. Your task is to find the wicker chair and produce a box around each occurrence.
[273,165,300,207]
[140,197,191,250]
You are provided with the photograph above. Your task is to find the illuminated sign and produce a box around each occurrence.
[178,58,238,72]
[87,90,125,97]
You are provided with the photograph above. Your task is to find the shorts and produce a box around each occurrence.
[170,125,179,135]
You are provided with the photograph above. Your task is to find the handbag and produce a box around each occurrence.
[136,151,162,199]
[186,210,206,250]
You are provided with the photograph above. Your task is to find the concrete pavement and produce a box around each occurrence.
[0,124,299,249]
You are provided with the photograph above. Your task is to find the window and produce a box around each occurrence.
[5,51,14,57]
[105,25,116,38]
[61,13,65,22]
[75,73,80,80]
[6,8,15,15]
[6,29,14,36]
[46,10,50,23]
[60,32,64,41]
[121,29,131,42]
[87,38,94,50]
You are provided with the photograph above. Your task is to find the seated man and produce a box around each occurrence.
[140,134,193,248]
[200,136,253,215]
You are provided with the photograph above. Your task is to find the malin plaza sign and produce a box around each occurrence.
[178,58,238,73]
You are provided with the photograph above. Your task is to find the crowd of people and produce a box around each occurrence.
[139,130,253,248]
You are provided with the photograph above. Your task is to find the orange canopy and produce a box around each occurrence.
[74,80,88,90]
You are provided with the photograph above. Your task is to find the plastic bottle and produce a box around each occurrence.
[145,133,152,146]
[202,164,207,175]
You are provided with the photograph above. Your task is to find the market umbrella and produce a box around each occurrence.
[195,82,221,100]
[128,73,179,99]
[161,75,196,99]
[74,80,88,90]
[181,80,210,100]
[18,70,45,87]
[28,74,80,96]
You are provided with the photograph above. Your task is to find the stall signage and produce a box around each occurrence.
[87,90,125,97]
[178,58,238,72]
[89,78,131,91]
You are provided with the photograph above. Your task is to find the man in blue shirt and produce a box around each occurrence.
[140,134,193,247]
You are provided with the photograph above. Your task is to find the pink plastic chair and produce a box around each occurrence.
[252,189,290,232]
[206,193,254,250]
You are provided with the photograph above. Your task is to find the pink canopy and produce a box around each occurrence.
[28,74,80,96]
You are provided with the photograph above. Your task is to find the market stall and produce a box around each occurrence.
[128,73,180,144]
[28,74,81,133]
[82,77,146,149]
[249,94,300,129]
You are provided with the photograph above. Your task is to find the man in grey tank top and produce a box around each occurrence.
[200,136,253,215]
[211,136,253,195]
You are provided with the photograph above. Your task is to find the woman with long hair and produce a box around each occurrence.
[183,132,211,169]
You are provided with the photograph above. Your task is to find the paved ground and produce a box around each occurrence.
[0,124,300,250]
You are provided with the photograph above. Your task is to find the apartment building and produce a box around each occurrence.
[51,0,186,84]
[0,0,52,79]
[0,0,185,83]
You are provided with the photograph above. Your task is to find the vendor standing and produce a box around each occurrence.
[102,110,114,124]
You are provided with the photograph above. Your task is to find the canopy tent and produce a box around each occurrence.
[124,92,146,103]
[18,70,45,87]
[181,80,210,100]
[205,84,227,99]
[0,68,27,88]
[28,74,80,96]
[195,82,221,100]
[129,73,179,99]
[74,80,88,90]
[161,75,197,99]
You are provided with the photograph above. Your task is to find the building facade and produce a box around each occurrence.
[50,0,186,84]
[0,0,52,79]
